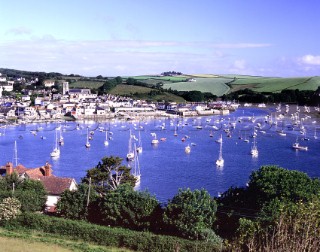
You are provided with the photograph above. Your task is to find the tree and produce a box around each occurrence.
[15,179,47,212]
[0,176,46,212]
[126,77,136,86]
[82,156,136,193]
[115,76,123,84]
[216,165,320,239]
[248,165,320,207]
[56,183,96,220]
[94,184,161,231]
[163,188,219,240]
[235,196,320,251]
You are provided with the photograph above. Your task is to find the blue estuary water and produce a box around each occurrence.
[1,107,320,202]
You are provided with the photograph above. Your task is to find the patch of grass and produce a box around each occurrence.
[0,228,131,252]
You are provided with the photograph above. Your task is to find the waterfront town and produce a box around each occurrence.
[0,72,238,124]
[0,71,239,214]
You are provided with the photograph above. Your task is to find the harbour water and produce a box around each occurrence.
[1,107,319,202]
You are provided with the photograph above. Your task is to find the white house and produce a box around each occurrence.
[44,80,55,87]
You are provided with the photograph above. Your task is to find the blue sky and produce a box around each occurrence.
[1,0,320,77]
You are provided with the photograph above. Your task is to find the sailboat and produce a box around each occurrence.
[59,127,64,146]
[250,138,258,157]
[126,130,135,161]
[215,134,222,143]
[174,125,178,136]
[244,131,249,142]
[185,144,191,154]
[50,129,60,157]
[136,131,142,153]
[132,143,141,185]
[85,128,91,148]
[292,137,308,151]
[151,132,159,144]
[314,127,318,139]
[104,129,109,146]
[216,134,224,167]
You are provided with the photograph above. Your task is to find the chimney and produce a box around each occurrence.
[6,162,13,175]
[44,162,52,176]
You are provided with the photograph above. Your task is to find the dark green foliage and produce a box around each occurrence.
[163,188,219,240]
[4,212,223,252]
[248,165,320,206]
[216,165,320,238]
[0,176,46,212]
[56,183,96,220]
[94,184,161,231]
[224,88,320,105]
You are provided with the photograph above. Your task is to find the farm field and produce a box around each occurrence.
[65,74,319,98]
[109,84,185,102]
[162,77,231,96]
[228,76,320,92]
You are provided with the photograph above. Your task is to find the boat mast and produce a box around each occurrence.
[13,140,18,166]
[219,135,223,160]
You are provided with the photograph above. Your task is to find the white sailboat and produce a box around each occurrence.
[104,129,109,146]
[174,125,178,136]
[126,130,135,161]
[216,134,224,167]
[292,137,308,151]
[185,144,191,154]
[50,129,60,157]
[314,127,318,139]
[151,132,159,144]
[251,138,258,157]
[133,143,141,185]
[85,128,91,148]
[136,131,142,153]
[215,134,222,143]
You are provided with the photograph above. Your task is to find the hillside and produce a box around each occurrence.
[131,74,320,96]
[1,68,319,97]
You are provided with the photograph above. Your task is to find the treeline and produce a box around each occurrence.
[223,88,320,105]
[0,68,65,79]
[161,71,182,76]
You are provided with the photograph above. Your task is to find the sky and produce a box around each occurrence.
[1,0,320,77]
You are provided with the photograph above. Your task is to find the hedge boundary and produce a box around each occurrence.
[4,213,223,252]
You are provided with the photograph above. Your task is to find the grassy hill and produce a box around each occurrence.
[108,84,185,102]
[130,74,320,96]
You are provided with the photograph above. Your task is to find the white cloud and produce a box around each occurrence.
[5,26,32,36]
[210,43,272,49]
[299,54,320,65]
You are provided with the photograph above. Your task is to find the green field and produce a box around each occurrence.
[228,76,320,92]
[162,77,231,96]
[108,84,185,102]
[66,74,320,97]
[69,80,104,89]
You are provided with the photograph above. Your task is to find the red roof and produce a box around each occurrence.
[39,176,75,195]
